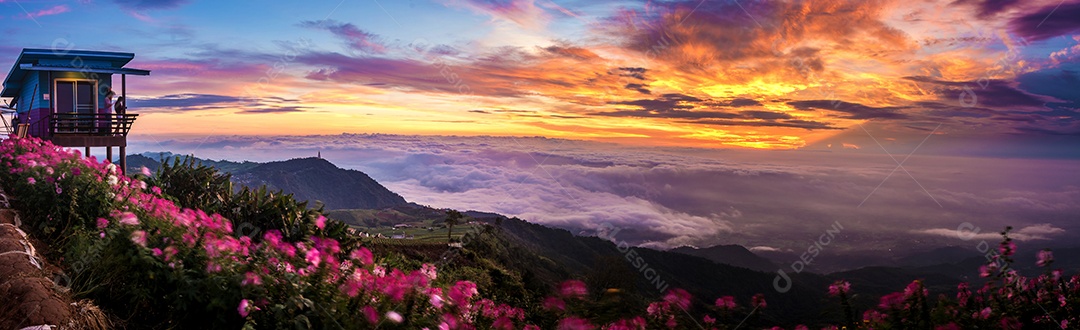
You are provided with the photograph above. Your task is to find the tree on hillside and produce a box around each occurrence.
[445,209,463,242]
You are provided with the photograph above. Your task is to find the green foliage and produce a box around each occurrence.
[146,155,357,248]
[5,161,116,245]
[147,156,233,213]
[444,209,462,242]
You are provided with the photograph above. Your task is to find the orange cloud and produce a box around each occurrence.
[128,0,1080,148]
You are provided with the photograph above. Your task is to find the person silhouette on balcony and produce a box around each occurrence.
[99,88,116,134]
[115,96,127,115]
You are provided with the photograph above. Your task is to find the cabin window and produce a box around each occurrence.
[54,79,97,114]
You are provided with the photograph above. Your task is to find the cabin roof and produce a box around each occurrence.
[1,48,151,98]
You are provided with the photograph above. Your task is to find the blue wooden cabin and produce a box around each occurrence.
[1,48,150,172]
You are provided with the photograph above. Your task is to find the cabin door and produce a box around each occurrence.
[54,80,97,133]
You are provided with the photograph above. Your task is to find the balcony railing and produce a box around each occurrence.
[47,113,138,137]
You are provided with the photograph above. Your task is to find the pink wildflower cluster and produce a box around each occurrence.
[855,242,1078,329]
[0,137,532,328]
[827,280,850,297]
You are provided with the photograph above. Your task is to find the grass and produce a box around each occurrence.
[353,219,484,243]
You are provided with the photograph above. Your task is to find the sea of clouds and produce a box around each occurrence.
[128,134,1080,264]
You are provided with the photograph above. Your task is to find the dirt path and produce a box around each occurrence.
[0,190,108,330]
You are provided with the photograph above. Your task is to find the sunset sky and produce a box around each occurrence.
[1,0,1079,151]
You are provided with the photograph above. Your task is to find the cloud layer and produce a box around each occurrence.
[130,134,1080,254]
[75,0,1080,150]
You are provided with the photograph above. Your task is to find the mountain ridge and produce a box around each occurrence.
[669,244,778,272]
[123,152,1080,325]
[127,154,408,210]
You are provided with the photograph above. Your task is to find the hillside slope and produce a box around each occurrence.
[128,154,407,210]
[232,157,407,210]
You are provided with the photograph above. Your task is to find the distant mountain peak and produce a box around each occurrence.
[670,244,777,272]
[128,153,408,210]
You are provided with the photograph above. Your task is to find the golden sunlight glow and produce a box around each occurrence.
[121,0,1054,150]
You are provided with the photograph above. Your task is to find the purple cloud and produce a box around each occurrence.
[787,100,908,119]
[906,76,1050,109]
[951,0,1024,18]
[300,20,387,53]
[1009,1,1080,41]
[130,93,310,114]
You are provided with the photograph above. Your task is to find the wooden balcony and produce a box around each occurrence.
[30,113,138,147]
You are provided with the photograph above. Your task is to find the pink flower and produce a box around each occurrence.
[430,293,444,309]
[96,218,109,229]
[879,292,905,309]
[141,166,152,176]
[957,282,971,305]
[558,280,588,299]
[935,323,961,330]
[493,316,514,330]
[543,296,566,311]
[242,272,262,286]
[604,317,645,330]
[315,215,326,230]
[130,230,147,247]
[449,281,478,305]
[163,246,178,261]
[999,240,1016,257]
[751,293,767,309]
[663,288,691,310]
[351,248,374,265]
[974,307,991,319]
[557,317,594,330]
[385,311,403,324]
[237,299,258,317]
[1000,317,1021,330]
[305,248,322,267]
[420,263,437,280]
[904,280,928,298]
[863,310,886,323]
[26,177,35,185]
[647,302,668,316]
[828,280,851,296]
[1037,249,1054,267]
[715,296,736,309]
[118,212,139,226]
[362,306,379,324]
[703,315,715,324]
[795,326,809,330]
